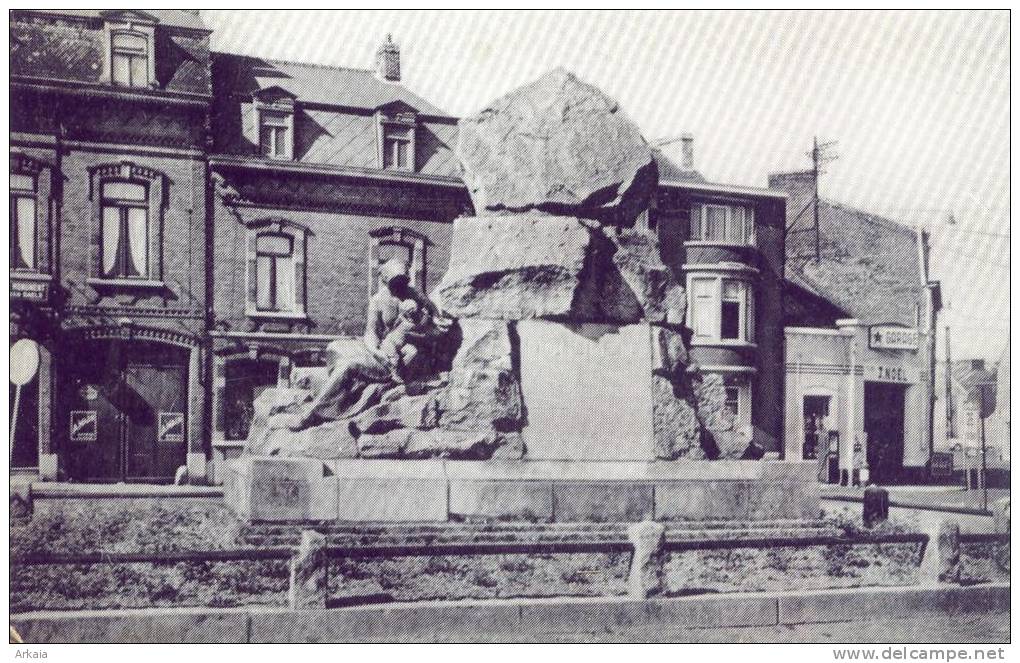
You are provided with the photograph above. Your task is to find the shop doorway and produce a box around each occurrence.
[864,382,906,484]
[63,340,188,483]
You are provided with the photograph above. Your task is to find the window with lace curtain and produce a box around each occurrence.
[101,181,149,278]
[10,173,36,271]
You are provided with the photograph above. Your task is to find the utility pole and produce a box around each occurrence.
[808,136,838,262]
[945,325,954,439]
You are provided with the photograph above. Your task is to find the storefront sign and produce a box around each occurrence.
[158,412,185,443]
[70,410,98,442]
[864,363,919,384]
[869,325,919,351]
[10,278,49,302]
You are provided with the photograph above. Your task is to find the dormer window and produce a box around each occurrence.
[101,12,157,89]
[377,105,417,172]
[382,124,413,170]
[111,31,150,87]
[252,90,296,160]
[259,111,291,159]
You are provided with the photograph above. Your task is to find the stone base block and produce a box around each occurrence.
[225,457,338,521]
[449,480,554,521]
[186,453,207,481]
[337,479,448,522]
[553,482,654,522]
[224,458,819,523]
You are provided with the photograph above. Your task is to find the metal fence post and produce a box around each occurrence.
[627,520,666,599]
[289,530,328,610]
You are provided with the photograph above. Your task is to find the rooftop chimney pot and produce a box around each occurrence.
[376,33,401,82]
[681,132,694,169]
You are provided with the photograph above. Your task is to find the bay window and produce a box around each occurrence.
[687,275,755,343]
[690,203,755,245]
[10,174,36,270]
[101,181,149,279]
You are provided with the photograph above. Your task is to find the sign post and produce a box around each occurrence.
[9,339,41,464]
[977,381,996,512]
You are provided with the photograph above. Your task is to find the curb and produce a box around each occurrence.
[10,582,1010,643]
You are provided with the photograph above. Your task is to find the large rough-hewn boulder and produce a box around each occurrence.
[456,68,657,225]
[433,215,596,319]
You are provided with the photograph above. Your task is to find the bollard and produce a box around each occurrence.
[862,484,889,528]
[626,520,666,599]
[992,497,1010,571]
[920,520,960,585]
[992,497,1010,533]
[288,530,328,610]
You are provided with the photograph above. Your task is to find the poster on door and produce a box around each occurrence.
[158,412,185,443]
[69,410,98,442]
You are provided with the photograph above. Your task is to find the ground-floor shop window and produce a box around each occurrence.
[223,359,281,441]
[10,379,39,468]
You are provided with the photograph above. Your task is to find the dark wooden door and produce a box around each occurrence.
[123,361,187,481]
[864,382,906,485]
[66,341,187,483]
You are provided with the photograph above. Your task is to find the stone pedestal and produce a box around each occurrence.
[519,321,656,460]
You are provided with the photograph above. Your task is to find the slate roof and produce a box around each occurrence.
[783,194,925,327]
[29,9,209,31]
[212,52,450,117]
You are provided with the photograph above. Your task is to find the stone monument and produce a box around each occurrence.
[223,68,818,523]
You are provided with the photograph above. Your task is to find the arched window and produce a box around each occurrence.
[368,226,426,295]
[255,232,295,312]
[110,31,150,88]
[245,220,308,318]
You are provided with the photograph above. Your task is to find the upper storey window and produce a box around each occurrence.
[377,104,417,172]
[259,111,292,159]
[101,13,157,89]
[690,203,755,245]
[382,124,413,170]
[111,31,150,87]
[101,181,149,278]
[253,89,296,160]
[10,173,37,271]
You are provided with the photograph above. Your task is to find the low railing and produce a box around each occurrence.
[822,493,994,517]
[12,527,1007,610]
[12,532,936,567]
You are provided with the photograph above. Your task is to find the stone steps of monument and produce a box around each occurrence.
[238,519,839,548]
[241,518,831,538]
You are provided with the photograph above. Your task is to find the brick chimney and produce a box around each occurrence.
[680,132,694,169]
[376,34,400,82]
[768,169,817,197]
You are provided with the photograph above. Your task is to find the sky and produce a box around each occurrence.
[203,10,1010,361]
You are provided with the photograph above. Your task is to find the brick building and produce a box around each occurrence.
[651,142,788,456]
[205,41,470,467]
[11,9,212,481]
[10,10,789,482]
[773,170,941,484]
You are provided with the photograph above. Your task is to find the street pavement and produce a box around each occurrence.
[450,612,1009,643]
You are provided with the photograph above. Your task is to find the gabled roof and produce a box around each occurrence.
[24,9,208,31]
[212,52,450,117]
